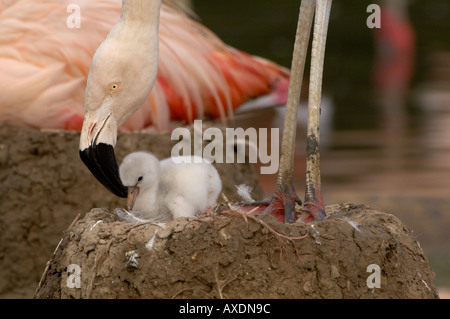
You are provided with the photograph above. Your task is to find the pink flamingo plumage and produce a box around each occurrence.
[0,0,289,131]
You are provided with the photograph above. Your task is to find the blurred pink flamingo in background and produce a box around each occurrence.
[373,0,415,97]
[372,0,416,175]
[0,0,289,131]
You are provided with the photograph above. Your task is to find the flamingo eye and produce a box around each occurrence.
[137,176,143,182]
[109,82,120,93]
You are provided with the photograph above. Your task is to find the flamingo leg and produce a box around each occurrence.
[233,0,314,224]
[235,0,332,224]
[270,0,316,224]
[302,0,332,222]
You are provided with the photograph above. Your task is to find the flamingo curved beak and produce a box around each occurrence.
[79,110,128,198]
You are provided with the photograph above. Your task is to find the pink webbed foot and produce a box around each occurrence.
[220,182,326,224]
[233,183,302,223]
[299,201,326,222]
[299,185,326,222]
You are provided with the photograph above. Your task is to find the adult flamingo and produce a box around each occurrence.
[0,0,289,131]
[78,0,289,198]
[80,0,331,224]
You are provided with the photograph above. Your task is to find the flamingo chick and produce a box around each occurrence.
[119,152,222,221]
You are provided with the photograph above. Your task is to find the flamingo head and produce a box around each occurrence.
[79,25,159,198]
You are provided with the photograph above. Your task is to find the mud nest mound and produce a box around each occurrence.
[0,126,262,298]
[34,203,438,299]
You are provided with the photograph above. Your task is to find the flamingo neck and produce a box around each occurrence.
[121,0,162,24]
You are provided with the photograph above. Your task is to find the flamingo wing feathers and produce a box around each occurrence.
[0,0,289,131]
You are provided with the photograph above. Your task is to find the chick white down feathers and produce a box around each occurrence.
[119,151,222,222]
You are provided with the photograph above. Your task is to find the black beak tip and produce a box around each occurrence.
[79,143,128,198]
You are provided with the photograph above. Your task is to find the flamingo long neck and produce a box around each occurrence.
[121,0,162,25]
[108,0,162,128]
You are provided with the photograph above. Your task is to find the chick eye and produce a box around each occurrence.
[109,82,120,93]
[137,176,143,182]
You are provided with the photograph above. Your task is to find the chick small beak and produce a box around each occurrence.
[127,186,140,210]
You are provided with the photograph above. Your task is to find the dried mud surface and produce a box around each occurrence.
[34,203,438,299]
[0,126,262,298]
[0,126,439,299]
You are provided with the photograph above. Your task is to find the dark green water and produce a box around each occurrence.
[195,0,449,127]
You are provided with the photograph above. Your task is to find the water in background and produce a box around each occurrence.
[193,0,450,289]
